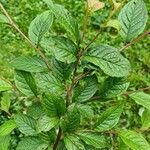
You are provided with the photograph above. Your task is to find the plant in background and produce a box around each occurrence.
[0,0,150,149]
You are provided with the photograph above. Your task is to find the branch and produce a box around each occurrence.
[87,87,150,103]
[119,30,150,52]
[53,127,62,150]
[84,30,101,51]
[0,3,51,71]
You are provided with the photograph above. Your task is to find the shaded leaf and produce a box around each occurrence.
[101,77,129,98]
[42,93,66,118]
[61,106,80,133]
[73,76,98,102]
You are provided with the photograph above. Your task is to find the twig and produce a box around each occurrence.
[123,87,150,96]
[119,30,150,52]
[84,30,101,51]
[53,127,62,150]
[0,3,51,71]
[87,87,150,103]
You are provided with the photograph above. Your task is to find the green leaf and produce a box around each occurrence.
[77,131,108,149]
[51,58,73,81]
[0,14,9,23]
[44,0,79,44]
[0,135,11,150]
[141,109,150,129]
[17,137,48,150]
[35,72,64,94]
[129,92,150,110]
[73,76,98,102]
[118,0,148,42]
[11,56,48,72]
[0,79,12,92]
[37,115,59,132]
[28,11,53,45]
[119,129,150,150]
[27,102,45,119]
[94,103,123,131]
[101,77,129,98]
[77,104,94,119]
[61,106,80,133]
[15,114,37,136]
[42,93,66,118]
[41,36,77,63]
[0,120,16,136]
[119,138,129,150]
[14,70,37,97]
[84,45,130,77]
[1,92,11,113]
[64,135,85,150]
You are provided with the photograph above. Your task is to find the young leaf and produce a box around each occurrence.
[129,92,150,110]
[101,77,129,98]
[94,103,123,132]
[1,92,11,113]
[15,114,37,136]
[11,56,48,72]
[16,137,48,150]
[0,79,12,92]
[73,76,98,102]
[119,130,150,150]
[43,0,80,43]
[0,135,11,150]
[35,72,64,94]
[37,115,59,132]
[14,70,37,97]
[41,36,77,63]
[84,45,131,77]
[61,106,80,133]
[42,93,66,118]
[64,135,85,150]
[141,109,150,129]
[118,0,148,42]
[28,11,53,45]
[0,120,16,136]
[87,0,105,12]
[77,131,108,149]
[51,58,73,81]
